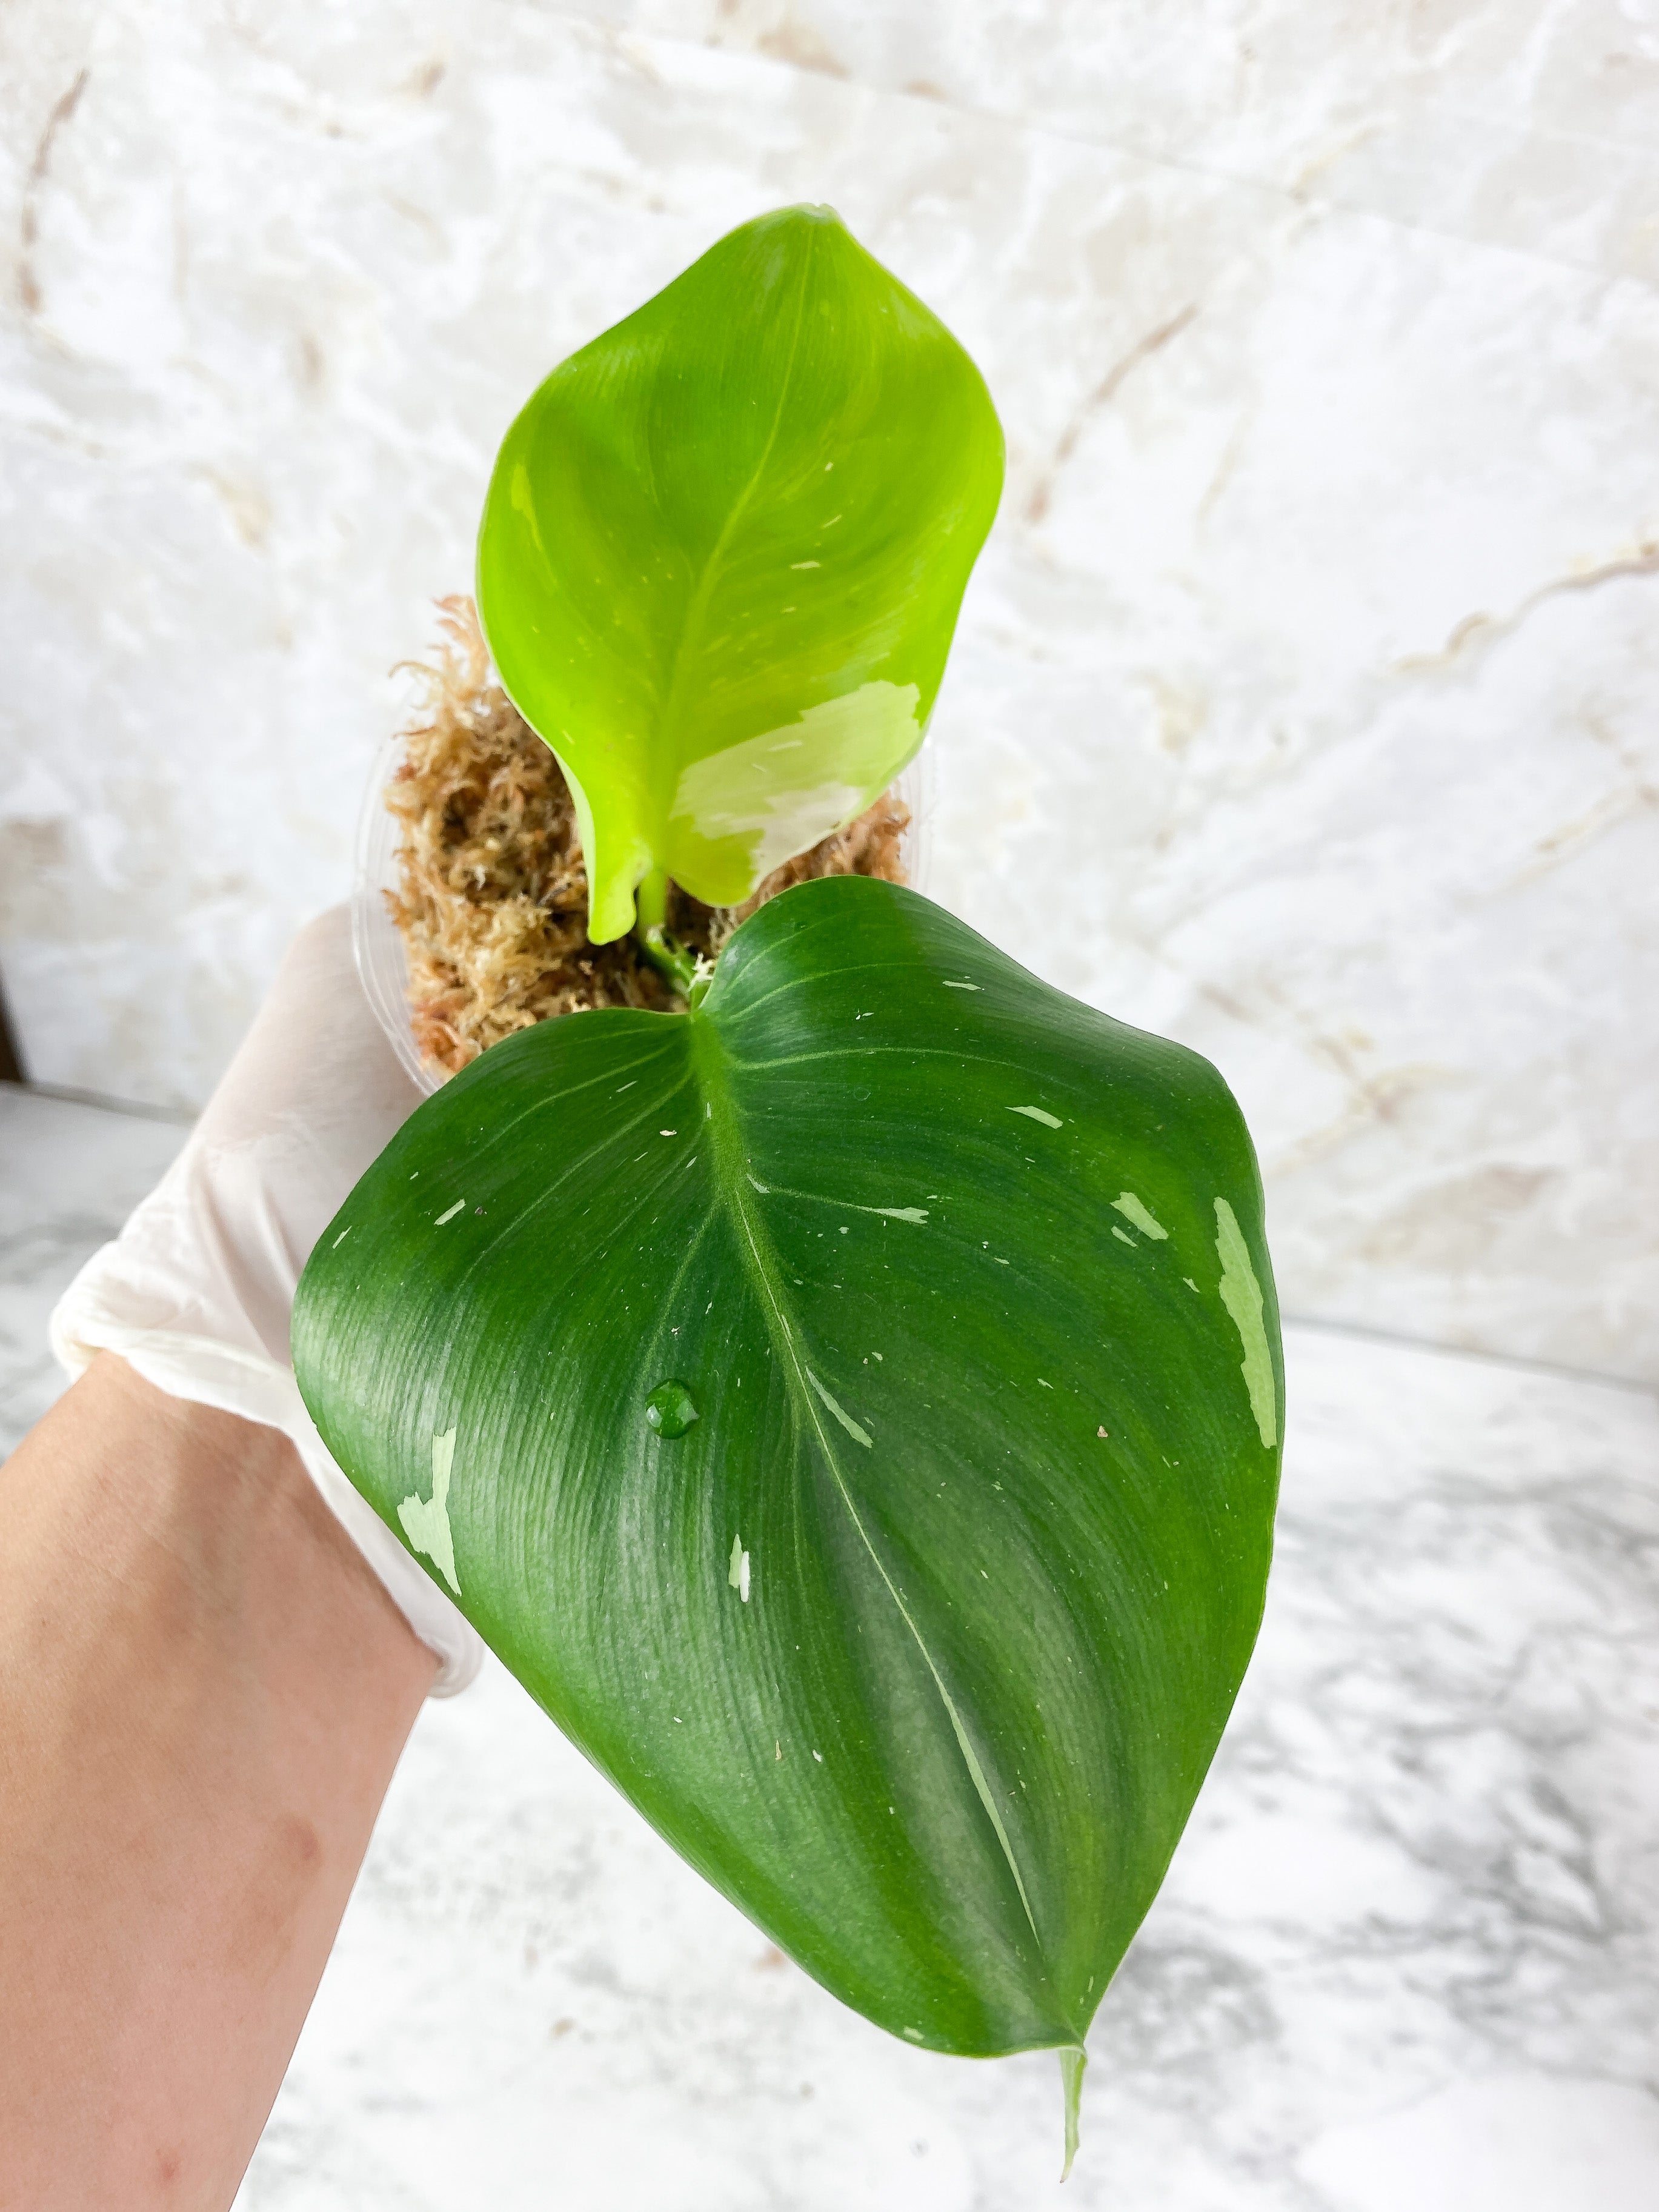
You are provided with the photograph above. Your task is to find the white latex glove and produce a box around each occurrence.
[51,906,483,1693]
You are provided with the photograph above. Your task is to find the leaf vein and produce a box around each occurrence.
[694,1011,1042,1949]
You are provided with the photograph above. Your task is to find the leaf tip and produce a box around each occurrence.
[1059,2045,1086,2180]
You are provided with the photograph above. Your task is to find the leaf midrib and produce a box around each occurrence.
[650,230,817,809]
[689,1004,1049,1978]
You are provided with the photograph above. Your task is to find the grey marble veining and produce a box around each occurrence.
[2,5,1657,1380]
[600,0,1659,285]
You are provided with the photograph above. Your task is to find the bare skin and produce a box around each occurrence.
[0,1353,435,2209]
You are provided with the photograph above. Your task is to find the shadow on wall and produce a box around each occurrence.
[0,970,24,1084]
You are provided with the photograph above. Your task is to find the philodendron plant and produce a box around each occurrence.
[294,205,1282,2171]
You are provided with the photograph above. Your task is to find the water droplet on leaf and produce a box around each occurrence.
[645,1379,699,1438]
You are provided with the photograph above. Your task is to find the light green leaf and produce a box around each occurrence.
[475,205,1003,941]
[294,878,1280,2097]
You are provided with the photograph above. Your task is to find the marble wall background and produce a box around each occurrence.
[2,2,1657,1378]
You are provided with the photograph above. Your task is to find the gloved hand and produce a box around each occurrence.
[51,906,483,1692]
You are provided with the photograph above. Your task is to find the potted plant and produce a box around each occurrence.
[293,205,1282,2174]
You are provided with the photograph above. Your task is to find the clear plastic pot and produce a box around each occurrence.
[352,732,936,1094]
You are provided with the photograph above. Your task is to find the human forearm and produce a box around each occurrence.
[0,1353,434,2210]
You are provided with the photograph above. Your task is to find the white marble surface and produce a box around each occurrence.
[0,1083,185,1456]
[2,5,1656,1378]
[4,1086,1655,2210]
[227,1320,1659,2210]
[601,0,1659,283]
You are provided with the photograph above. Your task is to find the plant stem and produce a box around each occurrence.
[634,866,670,933]
[633,867,702,998]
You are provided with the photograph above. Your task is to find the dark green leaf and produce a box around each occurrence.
[475,205,1003,942]
[295,879,1280,2079]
